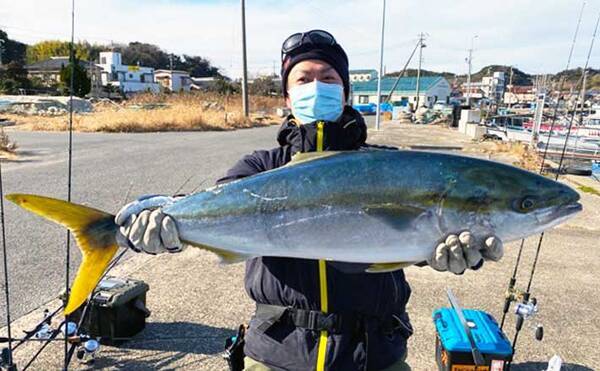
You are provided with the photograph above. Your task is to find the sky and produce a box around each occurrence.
[1,0,599,79]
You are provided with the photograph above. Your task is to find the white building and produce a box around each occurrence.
[97,51,159,93]
[155,69,192,92]
[351,76,451,108]
[462,72,506,102]
[481,72,505,101]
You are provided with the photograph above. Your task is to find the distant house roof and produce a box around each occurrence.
[350,69,377,75]
[191,77,216,82]
[155,69,191,76]
[352,76,445,94]
[26,57,90,72]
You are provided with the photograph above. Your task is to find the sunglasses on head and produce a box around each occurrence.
[281,30,337,61]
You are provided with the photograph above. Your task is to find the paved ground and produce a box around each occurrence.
[0,126,279,323]
[1,121,599,370]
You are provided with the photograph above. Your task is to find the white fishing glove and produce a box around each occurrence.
[115,195,184,254]
[428,231,504,274]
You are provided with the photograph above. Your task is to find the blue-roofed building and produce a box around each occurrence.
[351,76,450,108]
[349,69,377,82]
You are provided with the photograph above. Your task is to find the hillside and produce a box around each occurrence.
[385,68,456,82]
[467,65,532,85]
[385,65,532,86]
[0,30,27,64]
[551,68,600,90]
[0,29,222,78]
[384,64,600,89]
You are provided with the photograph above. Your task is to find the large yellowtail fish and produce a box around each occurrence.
[6,150,582,314]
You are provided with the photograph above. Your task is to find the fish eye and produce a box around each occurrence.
[520,197,535,210]
[512,195,538,213]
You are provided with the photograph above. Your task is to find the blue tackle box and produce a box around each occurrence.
[433,308,513,371]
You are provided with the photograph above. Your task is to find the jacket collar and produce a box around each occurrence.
[276,106,367,154]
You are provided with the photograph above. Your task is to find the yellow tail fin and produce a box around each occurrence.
[6,194,119,314]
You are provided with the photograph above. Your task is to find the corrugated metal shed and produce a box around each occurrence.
[352,76,443,94]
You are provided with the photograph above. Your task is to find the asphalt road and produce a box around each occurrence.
[2,123,600,369]
[0,126,280,323]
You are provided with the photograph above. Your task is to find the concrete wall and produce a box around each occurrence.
[112,81,160,93]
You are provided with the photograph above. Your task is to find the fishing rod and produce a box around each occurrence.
[1,0,79,368]
[506,8,599,366]
[500,1,585,330]
[12,306,63,351]
[554,10,599,177]
[499,0,586,331]
[63,0,76,368]
[500,72,586,332]
[1,248,128,369]
[64,248,129,365]
[0,148,15,371]
[536,0,586,170]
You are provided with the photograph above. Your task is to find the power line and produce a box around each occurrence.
[0,23,115,44]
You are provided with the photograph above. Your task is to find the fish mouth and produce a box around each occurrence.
[536,202,582,227]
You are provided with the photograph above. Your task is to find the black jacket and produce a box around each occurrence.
[217,107,412,371]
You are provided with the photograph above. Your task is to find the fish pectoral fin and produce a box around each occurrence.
[366,262,415,273]
[363,204,426,230]
[287,151,342,166]
[186,242,250,264]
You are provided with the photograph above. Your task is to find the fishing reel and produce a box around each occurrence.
[76,338,100,364]
[33,311,100,364]
[0,348,17,371]
[503,282,525,312]
[60,322,101,364]
[514,296,544,341]
[29,309,58,340]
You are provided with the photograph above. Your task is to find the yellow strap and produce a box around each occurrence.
[316,120,324,152]
[315,121,328,371]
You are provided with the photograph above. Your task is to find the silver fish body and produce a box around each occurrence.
[163,150,581,264]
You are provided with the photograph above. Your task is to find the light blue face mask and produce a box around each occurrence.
[288,80,344,124]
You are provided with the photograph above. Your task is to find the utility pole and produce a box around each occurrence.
[507,65,514,107]
[414,33,426,110]
[465,35,478,106]
[384,39,421,103]
[241,0,249,118]
[375,0,387,131]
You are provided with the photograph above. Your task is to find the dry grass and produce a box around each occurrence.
[481,141,542,171]
[5,93,283,133]
[578,185,600,196]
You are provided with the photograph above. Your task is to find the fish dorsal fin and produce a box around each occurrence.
[287,151,341,166]
[366,262,415,273]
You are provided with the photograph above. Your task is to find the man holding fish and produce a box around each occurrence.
[115,30,505,371]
